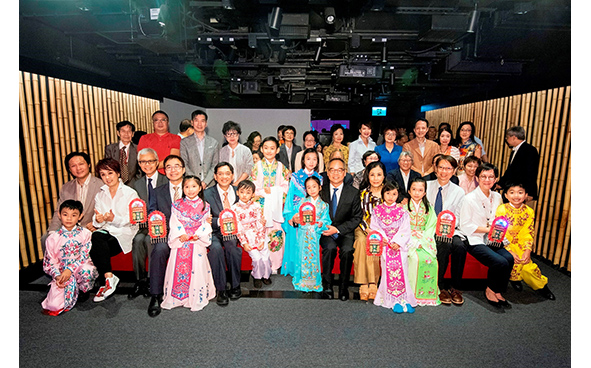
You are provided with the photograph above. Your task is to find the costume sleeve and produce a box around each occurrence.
[250,163,265,197]
[168,211,186,250]
[392,212,412,251]
[282,182,299,224]
[193,210,213,249]
[316,201,332,234]
[42,234,62,279]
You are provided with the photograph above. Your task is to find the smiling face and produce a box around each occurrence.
[359,124,371,139]
[138,152,158,176]
[303,134,316,149]
[368,166,385,189]
[164,158,185,183]
[332,128,344,144]
[464,160,479,177]
[261,140,279,161]
[192,114,208,134]
[252,135,261,150]
[327,159,346,186]
[99,168,120,188]
[436,158,455,183]
[214,164,234,190]
[283,129,295,143]
[459,124,472,142]
[505,185,527,207]
[478,169,497,191]
[439,131,452,146]
[384,129,396,144]
[364,153,379,167]
[117,124,134,145]
[225,129,240,147]
[303,151,318,171]
[183,178,202,200]
[305,179,321,199]
[58,207,82,231]
[68,155,91,180]
[152,112,169,135]
[414,120,428,139]
[409,181,426,203]
[399,155,412,172]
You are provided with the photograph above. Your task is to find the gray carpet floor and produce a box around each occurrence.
[19,260,571,368]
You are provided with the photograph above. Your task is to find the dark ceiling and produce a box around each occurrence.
[20,0,571,115]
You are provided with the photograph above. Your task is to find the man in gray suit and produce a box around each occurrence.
[40,151,103,254]
[128,148,169,299]
[104,120,139,186]
[180,110,219,189]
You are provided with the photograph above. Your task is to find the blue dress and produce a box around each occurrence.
[291,197,331,292]
[375,143,402,173]
[281,169,322,277]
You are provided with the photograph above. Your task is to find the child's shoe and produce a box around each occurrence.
[393,303,404,314]
[94,275,119,302]
[404,304,415,314]
[253,279,263,289]
[262,277,272,285]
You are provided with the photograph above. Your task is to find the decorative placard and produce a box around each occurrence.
[298,202,317,226]
[487,216,509,248]
[148,211,167,242]
[366,230,384,257]
[219,208,238,240]
[435,210,456,243]
[129,198,147,226]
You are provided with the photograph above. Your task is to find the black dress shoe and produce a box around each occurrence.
[510,281,523,292]
[229,287,242,300]
[253,279,263,289]
[148,295,163,317]
[262,277,272,285]
[216,290,229,306]
[497,299,512,309]
[339,288,349,301]
[321,287,334,299]
[537,286,556,300]
[128,281,144,299]
[484,291,501,308]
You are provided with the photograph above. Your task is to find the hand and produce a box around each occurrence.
[520,250,531,264]
[242,243,253,252]
[264,187,271,194]
[291,214,300,226]
[322,225,339,237]
[94,209,104,223]
[390,242,400,251]
[103,209,115,222]
[400,198,409,206]
[55,269,72,288]
[508,250,521,264]
[179,234,190,242]
[85,223,96,232]
[207,217,212,225]
[317,222,323,228]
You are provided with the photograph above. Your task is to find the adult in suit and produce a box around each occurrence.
[425,155,467,305]
[497,126,540,204]
[277,125,302,173]
[40,151,103,254]
[319,157,363,301]
[203,162,243,306]
[180,110,219,188]
[218,121,253,186]
[104,120,139,186]
[146,154,185,317]
[386,151,422,204]
[127,148,169,299]
[402,118,440,176]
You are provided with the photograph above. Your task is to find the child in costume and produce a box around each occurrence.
[250,136,290,273]
[370,182,416,313]
[282,147,323,277]
[406,178,440,306]
[234,180,272,288]
[162,175,215,312]
[42,200,98,316]
[288,176,331,292]
[496,183,555,300]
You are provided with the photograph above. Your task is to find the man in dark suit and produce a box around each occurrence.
[386,151,422,204]
[203,162,243,307]
[104,120,139,186]
[128,148,169,300]
[319,157,363,301]
[497,126,540,203]
[277,125,301,172]
[145,154,185,317]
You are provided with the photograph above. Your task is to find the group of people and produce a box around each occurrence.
[39,111,555,318]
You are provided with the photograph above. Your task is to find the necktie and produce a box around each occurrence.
[435,186,443,215]
[331,188,338,217]
[147,178,155,203]
[120,146,129,183]
[173,186,181,201]
[223,191,231,209]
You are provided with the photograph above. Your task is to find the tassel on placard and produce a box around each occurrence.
[435,210,456,243]
[220,209,238,241]
[148,210,167,243]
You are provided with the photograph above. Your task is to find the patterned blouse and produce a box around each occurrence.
[360,187,383,232]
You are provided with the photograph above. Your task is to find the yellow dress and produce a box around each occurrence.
[495,203,548,290]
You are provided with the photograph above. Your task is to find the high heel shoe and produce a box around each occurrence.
[484,291,501,308]
[368,284,377,300]
[359,284,369,301]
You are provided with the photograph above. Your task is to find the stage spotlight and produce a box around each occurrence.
[324,7,336,25]
[370,0,385,11]
[222,0,235,10]
[467,9,480,33]
[314,42,324,64]
[381,43,388,63]
[269,7,282,30]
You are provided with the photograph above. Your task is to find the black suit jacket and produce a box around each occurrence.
[386,168,422,201]
[105,142,140,186]
[277,144,302,172]
[203,185,239,237]
[320,182,362,238]
[134,174,169,203]
[149,183,174,231]
[498,141,540,199]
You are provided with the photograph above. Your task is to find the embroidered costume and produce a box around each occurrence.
[495,203,548,290]
[370,203,416,312]
[281,168,322,276]
[407,200,440,306]
[42,225,98,315]
[162,197,215,312]
[291,197,331,292]
[250,158,290,271]
[234,200,271,280]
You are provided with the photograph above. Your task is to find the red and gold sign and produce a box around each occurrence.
[435,210,456,243]
[298,202,316,226]
[366,230,384,257]
[487,216,509,248]
[129,198,147,225]
[219,208,238,240]
[148,211,167,242]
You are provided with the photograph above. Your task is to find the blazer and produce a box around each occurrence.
[402,138,440,176]
[46,175,104,232]
[320,182,362,238]
[180,134,220,188]
[218,143,254,183]
[133,173,169,203]
[498,141,540,200]
[321,171,353,187]
[386,168,422,201]
[104,142,139,185]
[203,185,239,238]
[277,143,302,172]
[149,182,176,231]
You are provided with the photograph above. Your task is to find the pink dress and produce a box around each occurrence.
[233,200,271,280]
[41,225,98,315]
[369,204,416,310]
[162,197,216,312]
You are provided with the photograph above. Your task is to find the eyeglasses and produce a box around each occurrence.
[479,175,496,180]
[328,168,345,174]
[138,160,158,165]
[225,132,239,137]
[165,164,184,171]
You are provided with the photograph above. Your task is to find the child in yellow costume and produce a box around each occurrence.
[495,183,555,300]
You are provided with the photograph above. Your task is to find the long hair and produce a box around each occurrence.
[407,177,430,214]
[300,147,320,172]
[181,175,205,202]
[360,161,386,190]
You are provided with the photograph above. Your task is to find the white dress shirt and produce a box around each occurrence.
[348,136,376,173]
[425,179,465,218]
[76,174,92,205]
[457,186,503,245]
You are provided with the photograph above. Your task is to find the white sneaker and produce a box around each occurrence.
[93,275,120,302]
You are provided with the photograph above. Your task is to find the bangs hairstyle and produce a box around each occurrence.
[301,148,320,172]
[463,155,481,167]
[181,175,205,202]
[381,180,401,202]
[456,121,476,143]
[503,181,527,193]
[59,199,84,214]
[476,162,499,178]
[64,151,92,175]
[237,179,256,193]
[222,120,242,136]
[261,136,280,149]
[407,177,430,214]
[304,175,322,195]
[435,154,458,169]
[163,155,185,169]
[116,120,135,132]
[95,158,121,175]
[152,110,169,120]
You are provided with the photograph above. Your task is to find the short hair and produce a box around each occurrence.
[137,147,159,162]
[381,180,401,199]
[222,120,242,136]
[179,119,193,133]
[398,151,414,163]
[116,120,135,132]
[282,125,296,136]
[435,154,458,169]
[328,157,346,169]
[252,150,263,160]
[300,147,320,172]
[191,109,208,120]
[361,161,386,189]
[476,162,499,178]
[362,150,381,167]
[59,199,83,214]
[329,124,345,137]
[95,158,121,175]
[414,118,429,129]
[503,181,527,192]
[506,126,526,140]
[261,136,279,149]
[303,130,319,143]
[152,110,169,120]
[237,179,256,193]
[163,155,185,169]
[277,125,286,133]
[438,122,451,130]
[382,125,397,135]
[437,126,455,142]
[64,151,91,175]
[214,161,234,175]
[359,121,372,130]
[463,155,481,167]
